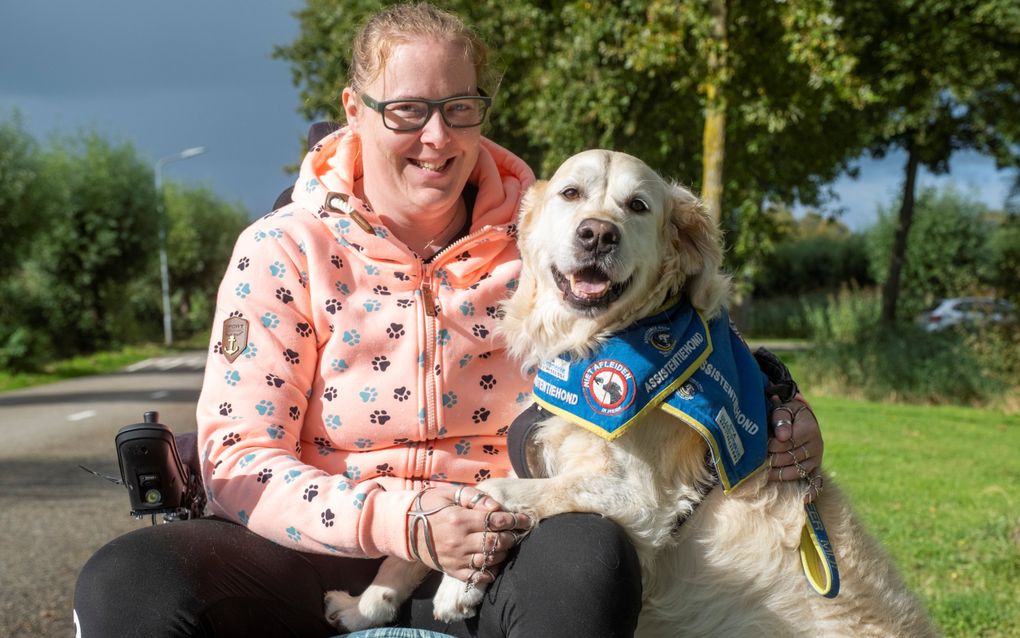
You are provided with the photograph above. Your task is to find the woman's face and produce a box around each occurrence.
[344,38,482,224]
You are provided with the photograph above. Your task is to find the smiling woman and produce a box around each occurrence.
[72,3,826,637]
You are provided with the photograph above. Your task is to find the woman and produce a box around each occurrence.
[74,4,823,637]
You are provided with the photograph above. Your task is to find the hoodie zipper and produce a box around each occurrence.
[415,231,491,479]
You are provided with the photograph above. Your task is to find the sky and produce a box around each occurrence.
[1,1,1016,232]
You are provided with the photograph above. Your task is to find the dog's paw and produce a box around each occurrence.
[432,574,485,623]
[323,587,397,632]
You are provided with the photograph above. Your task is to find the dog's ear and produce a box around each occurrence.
[516,180,548,238]
[665,184,730,317]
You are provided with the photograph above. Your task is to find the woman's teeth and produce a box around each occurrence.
[411,159,449,172]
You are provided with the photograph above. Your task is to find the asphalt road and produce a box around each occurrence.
[0,354,206,638]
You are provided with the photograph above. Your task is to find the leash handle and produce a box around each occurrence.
[800,501,840,598]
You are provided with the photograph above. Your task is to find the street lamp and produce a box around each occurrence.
[155,146,207,347]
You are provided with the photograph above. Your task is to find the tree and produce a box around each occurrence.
[836,0,1020,323]
[163,183,250,337]
[866,185,991,320]
[31,132,158,352]
[0,113,52,274]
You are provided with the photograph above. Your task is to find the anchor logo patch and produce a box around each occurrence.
[222,316,249,363]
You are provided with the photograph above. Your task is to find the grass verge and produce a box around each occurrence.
[0,344,178,392]
[814,395,1020,637]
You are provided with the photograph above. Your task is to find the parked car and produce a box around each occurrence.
[916,297,1017,332]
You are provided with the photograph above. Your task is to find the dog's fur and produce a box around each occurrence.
[326,150,937,637]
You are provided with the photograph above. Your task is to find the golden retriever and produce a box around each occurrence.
[326,150,937,637]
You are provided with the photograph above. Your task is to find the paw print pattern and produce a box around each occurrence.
[303,484,319,502]
[363,299,381,312]
[455,250,471,262]
[359,387,378,403]
[474,469,491,482]
[283,349,300,364]
[354,438,373,449]
[229,310,244,319]
[496,425,510,436]
[369,410,391,425]
[330,255,343,269]
[395,299,413,308]
[322,386,337,401]
[313,436,334,451]
[483,445,499,455]
[324,415,342,430]
[478,351,493,359]
[237,256,250,271]
[257,468,273,484]
[321,509,335,527]
[296,322,312,337]
[486,305,503,319]
[234,283,252,298]
[393,272,410,282]
[219,402,232,416]
[436,329,452,346]
[269,261,287,278]
[261,313,280,329]
[222,432,241,446]
[473,324,490,339]
[266,374,284,388]
[459,302,475,316]
[255,400,275,416]
[479,375,497,390]
[224,370,241,386]
[386,323,405,339]
[325,298,342,314]
[275,287,294,304]
[343,330,361,346]
[375,463,394,477]
[393,387,411,402]
[442,392,458,408]
[372,285,391,296]
[455,439,471,455]
[371,356,390,372]
[289,406,300,421]
[472,408,491,423]
[266,424,285,440]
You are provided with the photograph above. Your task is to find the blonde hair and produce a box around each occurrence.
[349,2,492,94]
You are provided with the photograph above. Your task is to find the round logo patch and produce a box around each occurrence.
[582,359,637,416]
[644,326,676,354]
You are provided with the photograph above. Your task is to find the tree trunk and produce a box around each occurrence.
[881,137,920,324]
[701,0,727,223]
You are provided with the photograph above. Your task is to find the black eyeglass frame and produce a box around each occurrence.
[360,90,492,132]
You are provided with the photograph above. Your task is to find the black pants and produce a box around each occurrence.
[73,513,641,638]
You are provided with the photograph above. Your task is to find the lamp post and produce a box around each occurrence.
[155,146,206,346]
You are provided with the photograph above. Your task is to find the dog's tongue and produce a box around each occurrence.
[569,270,610,298]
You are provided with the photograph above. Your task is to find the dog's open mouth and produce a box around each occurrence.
[552,265,630,312]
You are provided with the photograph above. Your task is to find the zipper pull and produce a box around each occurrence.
[421,284,438,317]
[349,210,376,235]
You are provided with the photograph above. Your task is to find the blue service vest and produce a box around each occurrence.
[532,299,768,492]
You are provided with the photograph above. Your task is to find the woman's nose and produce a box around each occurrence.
[418,108,451,145]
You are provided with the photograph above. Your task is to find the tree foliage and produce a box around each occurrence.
[0,118,253,370]
[866,185,992,320]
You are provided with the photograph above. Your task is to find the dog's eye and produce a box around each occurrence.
[628,198,650,213]
[559,187,581,201]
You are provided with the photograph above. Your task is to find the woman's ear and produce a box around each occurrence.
[341,87,360,131]
[666,184,730,316]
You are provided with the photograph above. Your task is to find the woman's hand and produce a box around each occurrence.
[408,484,532,584]
[767,395,824,503]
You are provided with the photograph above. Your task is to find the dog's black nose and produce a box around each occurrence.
[575,218,620,254]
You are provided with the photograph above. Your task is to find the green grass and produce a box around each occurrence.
[0,343,177,391]
[814,395,1020,637]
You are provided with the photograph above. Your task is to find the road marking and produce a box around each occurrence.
[67,410,97,422]
[150,390,169,399]
[124,354,206,372]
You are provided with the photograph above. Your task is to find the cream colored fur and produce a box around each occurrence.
[325,150,937,637]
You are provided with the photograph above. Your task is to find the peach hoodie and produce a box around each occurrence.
[196,128,536,559]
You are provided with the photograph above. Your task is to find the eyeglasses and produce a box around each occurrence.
[360,91,492,132]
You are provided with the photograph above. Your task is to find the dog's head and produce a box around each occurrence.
[502,150,730,364]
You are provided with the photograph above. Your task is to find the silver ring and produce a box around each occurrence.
[468,492,486,508]
[511,530,524,545]
[508,512,519,530]
[775,418,793,430]
[799,444,810,461]
[484,510,498,532]
[470,553,483,569]
[454,485,467,507]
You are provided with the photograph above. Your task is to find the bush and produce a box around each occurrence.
[800,288,1011,405]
